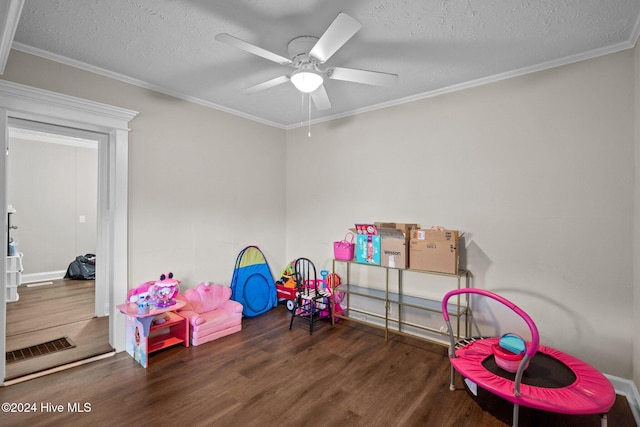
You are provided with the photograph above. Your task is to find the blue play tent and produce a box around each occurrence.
[230,246,277,317]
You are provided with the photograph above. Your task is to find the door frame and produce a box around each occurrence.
[0,80,138,383]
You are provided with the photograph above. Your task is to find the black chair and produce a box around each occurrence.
[289,258,332,335]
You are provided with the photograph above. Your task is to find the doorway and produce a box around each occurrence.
[4,124,109,380]
[0,79,138,383]
[8,125,99,287]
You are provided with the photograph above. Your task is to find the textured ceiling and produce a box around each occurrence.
[7,0,640,128]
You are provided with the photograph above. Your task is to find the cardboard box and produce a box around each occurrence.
[375,222,420,236]
[379,228,407,269]
[356,233,381,265]
[409,229,459,274]
[375,223,419,268]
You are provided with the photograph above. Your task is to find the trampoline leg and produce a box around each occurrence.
[512,403,519,427]
[449,365,455,391]
[600,413,607,427]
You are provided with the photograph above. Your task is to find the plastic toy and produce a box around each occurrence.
[324,272,341,288]
[280,260,295,280]
[321,270,344,319]
[276,264,344,318]
[128,280,154,305]
[149,272,181,308]
[152,313,171,325]
[276,260,299,311]
[276,280,297,311]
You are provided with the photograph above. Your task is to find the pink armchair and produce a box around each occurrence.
[177,282,243,346]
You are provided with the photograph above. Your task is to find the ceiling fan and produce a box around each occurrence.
[215,12,398,111]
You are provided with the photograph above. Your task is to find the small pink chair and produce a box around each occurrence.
[177,282,243,346]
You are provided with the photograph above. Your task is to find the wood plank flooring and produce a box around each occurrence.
[5,279,113,380]
[1,304,636,426]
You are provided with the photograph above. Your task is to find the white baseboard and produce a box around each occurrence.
[606,374,640,424]
[2,351,115,386]
[20,270,66,284]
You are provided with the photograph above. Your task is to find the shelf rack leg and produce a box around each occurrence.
[384,267,389,342]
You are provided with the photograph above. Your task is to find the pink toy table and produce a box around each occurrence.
[117,300,188,368]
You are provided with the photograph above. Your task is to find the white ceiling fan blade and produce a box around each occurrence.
[216,33,292,65]
[241,75,290,94]
[309,13,362,63]
[329,67,398,86]
[310,85,331,110]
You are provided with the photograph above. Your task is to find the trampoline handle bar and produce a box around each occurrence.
[442,288,540,359]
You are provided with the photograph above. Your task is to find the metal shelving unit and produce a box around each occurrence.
[332,260,469,345]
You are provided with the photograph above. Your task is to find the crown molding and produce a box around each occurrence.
[0,79,138,131]
[11,42,286,130]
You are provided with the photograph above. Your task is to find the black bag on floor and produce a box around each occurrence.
[64,254,96,280]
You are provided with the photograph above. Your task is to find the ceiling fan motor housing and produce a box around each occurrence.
[288,36,320,68]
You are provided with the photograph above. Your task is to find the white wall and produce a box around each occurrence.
[7,136,97,277]
[286,49,635,378]
[125,92,287,287]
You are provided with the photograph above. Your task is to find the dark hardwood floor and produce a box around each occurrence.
[1,303,636,426]
[5,279,113,381]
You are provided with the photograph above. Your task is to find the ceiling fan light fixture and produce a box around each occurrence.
[290,70,323,93]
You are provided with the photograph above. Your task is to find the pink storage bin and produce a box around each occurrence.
[492,343,529,373]
[334,232,355,261]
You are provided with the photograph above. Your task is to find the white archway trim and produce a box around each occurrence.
[0,79,138,383]
[0,80,136,130]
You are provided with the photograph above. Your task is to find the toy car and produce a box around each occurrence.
[276,277,297,311]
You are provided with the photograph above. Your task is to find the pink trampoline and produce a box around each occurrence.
[442,288,615,427]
